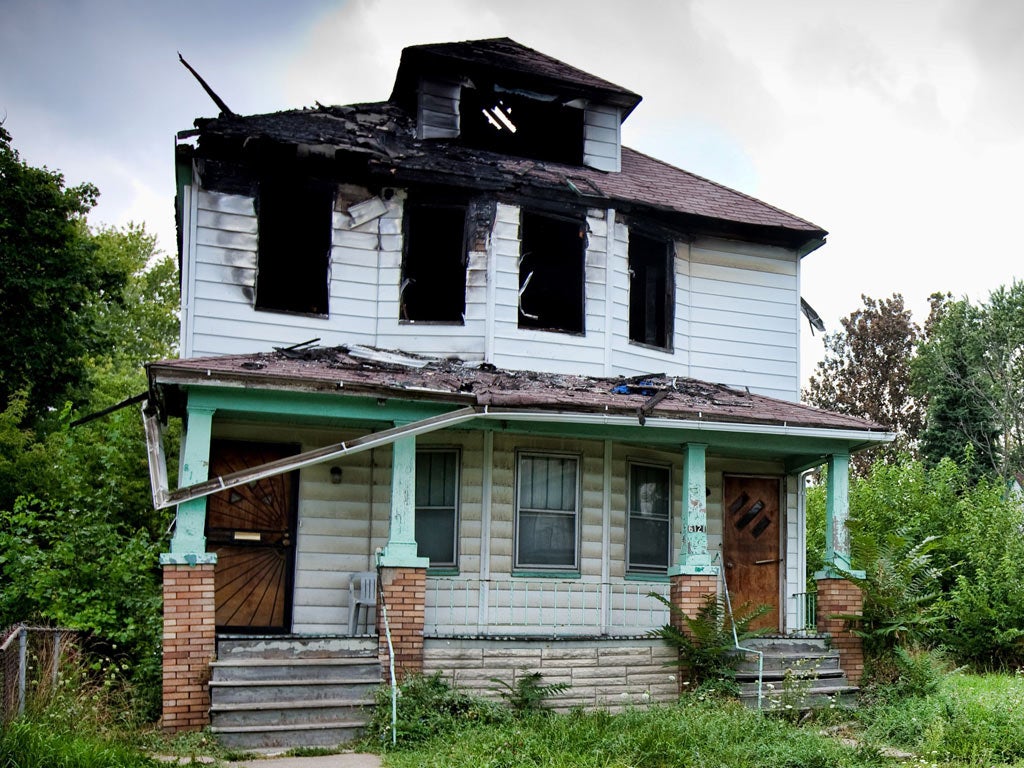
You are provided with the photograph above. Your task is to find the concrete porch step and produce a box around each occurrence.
[209,635,382,749]
[731,636,858,710]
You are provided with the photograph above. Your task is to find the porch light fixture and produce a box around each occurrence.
[330,466,343,484]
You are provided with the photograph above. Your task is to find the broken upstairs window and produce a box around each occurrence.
[518,211,586,334]
[628,232,674,350]
[460,86,584,165]
[255,175,333,316]
[401,202,467,322]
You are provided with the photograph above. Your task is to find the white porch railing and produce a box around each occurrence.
[425,577,670,637]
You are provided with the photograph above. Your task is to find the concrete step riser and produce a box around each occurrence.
[735,657,841,675]
[212,662,379,683]
[740,678,850,696]
[213,725,366,750]
[217,637,377,661]
[212,705,371,728]
[742,691,858,710]
[211,681,380,705]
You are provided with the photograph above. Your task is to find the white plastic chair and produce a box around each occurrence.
[348,571,378,636]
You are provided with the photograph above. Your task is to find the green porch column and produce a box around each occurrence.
[818,452,864,578]
[669,443,718,576]
[162,404,217,565]
[378,434,429,568]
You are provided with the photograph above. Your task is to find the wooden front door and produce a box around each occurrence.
[723,475,781,632]
[205,440,299,632]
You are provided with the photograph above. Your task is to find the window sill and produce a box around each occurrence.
[625,573,670,583]
[627,339,674,354]
[511,570,581,579]
[426,567,460,577]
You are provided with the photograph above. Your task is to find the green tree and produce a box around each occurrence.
[805,294,924,473]
[912,286,1024,483]
[0,125,122,419]
[0,222,179,716]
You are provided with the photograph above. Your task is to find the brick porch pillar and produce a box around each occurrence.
[377,567,426,680]
[161,563,216,732]
[816,576,864,685]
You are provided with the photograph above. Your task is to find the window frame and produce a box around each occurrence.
[627,231,675,351]
[400,200,469,324]
[414,447,461,569]
[626,460,673,575]
[514,451,582,572]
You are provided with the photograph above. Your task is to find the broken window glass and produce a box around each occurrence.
[518,211,586,334]
[460,86,584,165]
[255,176,333,315]
[401,202,467,322]
[628,232,674,350]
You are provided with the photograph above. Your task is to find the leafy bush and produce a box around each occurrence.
[649,592,768,688]
[365,672,508,747]
[489,671,569,714]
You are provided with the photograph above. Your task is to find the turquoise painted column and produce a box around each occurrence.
[818,453,863,578]
[378,435,429,568]
[669,443,718,576]
[161,404,217,566]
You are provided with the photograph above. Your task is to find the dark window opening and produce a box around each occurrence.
[401,203,467,322]
[519,211,585,334]
[256,176,333,315]
[460,86,584,165]
[628,233,674,350]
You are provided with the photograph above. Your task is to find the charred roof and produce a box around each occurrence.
[148,344,884,433]
[390,37,643,118]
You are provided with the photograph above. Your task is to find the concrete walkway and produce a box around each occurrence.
[156,752,382,768]
[226,753,381,768]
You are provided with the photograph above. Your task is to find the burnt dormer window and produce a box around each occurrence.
[460,85,584,165]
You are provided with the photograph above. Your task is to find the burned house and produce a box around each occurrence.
[148,38,891,746]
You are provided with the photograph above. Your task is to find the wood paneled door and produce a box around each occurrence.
[205,440,299,632]
[722,475,782,632]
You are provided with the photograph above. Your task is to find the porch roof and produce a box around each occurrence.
[149,344,885,434]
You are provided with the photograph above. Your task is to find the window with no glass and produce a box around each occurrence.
[518,211,586,334]
[460,86,584,165]
[255,176,334,316]
[515,453,580,570]
[628,232,674,350]
[414,449,460,568]
[627,463,671,574]
[401,202,468,322]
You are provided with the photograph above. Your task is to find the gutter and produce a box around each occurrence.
[143,403,894,511]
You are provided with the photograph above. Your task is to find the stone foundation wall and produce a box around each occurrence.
[423,638,679,711]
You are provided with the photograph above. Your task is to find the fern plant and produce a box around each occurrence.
[489,671,570,714]
[649,592,769,686]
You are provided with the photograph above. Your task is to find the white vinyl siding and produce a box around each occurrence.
[184,177,801,399]
[583,104,621,172]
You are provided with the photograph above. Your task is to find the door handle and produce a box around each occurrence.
[754,558,782,565]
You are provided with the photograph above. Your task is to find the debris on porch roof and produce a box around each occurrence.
[147,346,886,433]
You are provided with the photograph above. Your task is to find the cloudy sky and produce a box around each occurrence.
[3,0,1022,383]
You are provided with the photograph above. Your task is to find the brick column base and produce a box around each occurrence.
[377,567,426,681]
[816,577,864,685]
[669,573,718,689]
[161,564,216,732]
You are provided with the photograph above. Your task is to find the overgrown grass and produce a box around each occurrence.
[383,699,891,768]
[0,719,159,768]
[858,671,1024,764]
